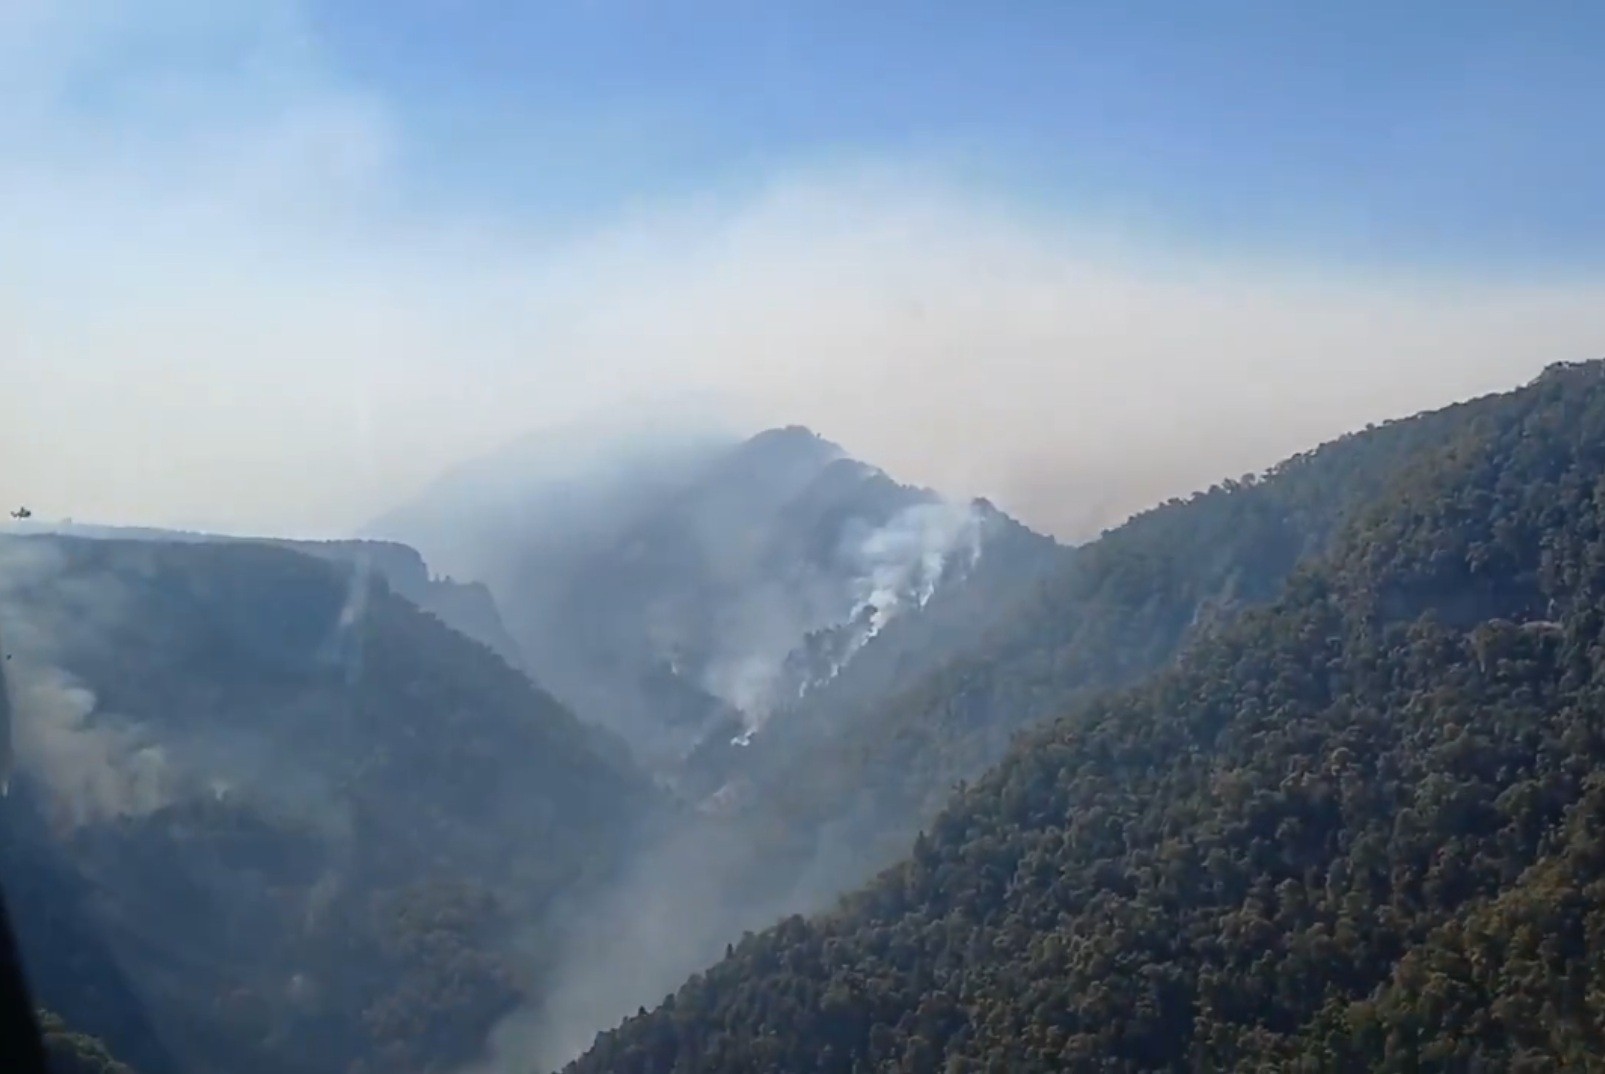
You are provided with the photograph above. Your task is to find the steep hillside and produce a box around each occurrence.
[565,360,1605,1073]
[375,426,1060,775]
[495,382,1520,1066]
[716,378,1523,902]
[0,536,659,1074]
[680,497,1061,800]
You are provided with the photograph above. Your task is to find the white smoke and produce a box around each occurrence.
[7,659,173,827]
[703,649,787,722]
[469,818,805,1074]
[845,500,985,633]
[0,537,175,825]
[453,499,999,1072]
[695,498,990,737]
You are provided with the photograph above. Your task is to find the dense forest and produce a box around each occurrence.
[421,396,1453,1051]
[692,367,1514,917]
[0,537,660,1074]
[566,360,1605,1072]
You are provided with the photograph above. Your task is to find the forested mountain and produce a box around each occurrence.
[0,535,659,1074]
[712,375,1508,901]
[375,425,1060,776]
[614,358,1515,976]
[473,373,1546,1068]
[565,360,1605,1072]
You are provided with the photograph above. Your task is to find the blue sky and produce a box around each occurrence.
[4,2,1605,537]
[302,1,1605,271]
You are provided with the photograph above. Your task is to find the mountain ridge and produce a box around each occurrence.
[371,424,1062,778]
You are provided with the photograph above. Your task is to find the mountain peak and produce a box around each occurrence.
[740,425,845,462]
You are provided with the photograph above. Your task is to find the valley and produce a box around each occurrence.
[8,362,1605,1072]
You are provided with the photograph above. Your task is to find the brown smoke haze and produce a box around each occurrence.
[3,3,1603,542]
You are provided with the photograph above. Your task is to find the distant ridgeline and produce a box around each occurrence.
[566,360,1605,1072]
[2,522,522,667]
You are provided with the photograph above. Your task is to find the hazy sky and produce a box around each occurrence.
[3,1,1605,539]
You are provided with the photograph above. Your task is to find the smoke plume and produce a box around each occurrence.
[455,498,1001,1073]
[0,538,172,826]
[5,660,172,827]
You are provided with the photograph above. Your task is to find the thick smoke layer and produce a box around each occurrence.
[9,104,1603,540]
[2,0,1605,548]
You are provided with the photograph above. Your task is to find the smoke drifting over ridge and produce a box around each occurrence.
[4,1,1605,539]
[13,155,1605,541]
[10,155,1603,541]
